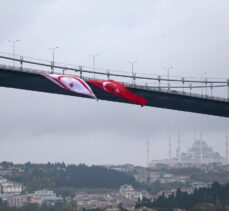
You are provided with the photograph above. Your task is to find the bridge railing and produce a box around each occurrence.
[126,83,229,102]
[0,63,228,103]
[0,51,228,101]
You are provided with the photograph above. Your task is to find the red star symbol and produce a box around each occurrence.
[69,82,74,88]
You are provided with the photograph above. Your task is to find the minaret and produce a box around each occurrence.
[146,139,150,167]
[199,133,203,164]
[146,138,150,189]
[177,133,181,167]
[178,133,181,163]
[169,135,172,160]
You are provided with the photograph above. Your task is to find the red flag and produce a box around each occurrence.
[88,80,148,107]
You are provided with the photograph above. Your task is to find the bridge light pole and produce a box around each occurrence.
[49,47,59,73]
[227,79,229,100]
[128,60,138,84]
[210,83,213,97]
[182,77,185,93]
[163,66,173,91]
[205,78,208,96]
[8,39,20,67]
[158,75,161,90]
[199,72,207,95]
[189,83,192,94]
[107,70,110,79]
[89,54,99,79]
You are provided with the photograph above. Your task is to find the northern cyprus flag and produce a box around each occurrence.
[43,74,97,99]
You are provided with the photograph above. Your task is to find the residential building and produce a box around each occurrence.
[32,189,63,205]
[104,164,135,173]
[7,194,28,208]
[1,182,23,194]
[159,174,190,184]
[119,184,142,201]
[133,166,148,184]
[150,158,178,169]
[74,192,117,209]
[27,195,43,206]
[149,171,160,183]
[191,181,211,189]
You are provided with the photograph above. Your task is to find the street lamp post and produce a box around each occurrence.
[49,47,59,73]
[89,54,99,79]
[210,83,213,97]
[205,78,208,96]
[8,39,20,66]
[128,60,138,84]
[199,72,207,95]
[227,79,229,100]
[163,66,173,91]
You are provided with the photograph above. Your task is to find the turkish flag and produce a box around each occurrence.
[43,74,97,99]
[88,80,148,107]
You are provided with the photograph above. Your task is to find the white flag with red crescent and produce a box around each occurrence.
[43,74,97,99]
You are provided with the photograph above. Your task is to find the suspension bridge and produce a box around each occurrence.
[0,52,228,117]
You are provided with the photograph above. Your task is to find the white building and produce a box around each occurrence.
[0,178,7,185]
[1,182,23,194]
[119,184,142,201]
[7,194,28,208]
[149,171,160,183]
[191,181,211,189]
[149,158,178,169]
[32,189,63,204]
[74,192,117,209]
[149,140,226,169]
[181,140,226,165]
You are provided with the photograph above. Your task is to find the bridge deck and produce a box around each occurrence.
[0,65,229,118]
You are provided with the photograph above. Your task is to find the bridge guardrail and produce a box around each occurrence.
[1,63,228,103]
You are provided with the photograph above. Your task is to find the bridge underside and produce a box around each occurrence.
[0,68,228,118]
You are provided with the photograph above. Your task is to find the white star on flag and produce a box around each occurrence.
[43,74,97,99]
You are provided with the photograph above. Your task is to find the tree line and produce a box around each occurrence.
[136,181,229,210]
[3,162,139,194]
[0,200,78,211]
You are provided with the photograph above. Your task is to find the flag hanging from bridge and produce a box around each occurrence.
[43,74,97,99]
[88,79,148,107]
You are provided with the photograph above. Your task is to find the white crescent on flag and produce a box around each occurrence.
[43,74,97,99]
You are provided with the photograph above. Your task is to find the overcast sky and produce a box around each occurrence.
[0,0,228,166]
